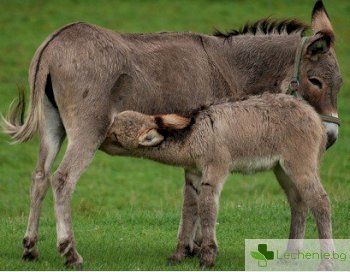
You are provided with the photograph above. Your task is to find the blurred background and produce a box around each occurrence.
[0,0,349,270]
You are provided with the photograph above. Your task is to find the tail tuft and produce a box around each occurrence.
[1,86,37,143]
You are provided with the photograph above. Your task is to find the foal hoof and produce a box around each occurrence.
[22,249,39,261]
[199,245,217,268]
[188,243,201,257]
[318,259,334,271]
[167,253,185,265]
[168,244,200,265]
[200,264,213,270]
[199,258,215,269]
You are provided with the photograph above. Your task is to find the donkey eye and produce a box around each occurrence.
[309,77,323,89]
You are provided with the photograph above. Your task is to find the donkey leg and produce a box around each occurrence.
[274,164,308,252]
[198,166,228,268]
[23,98,65,261]
[283,165,334,270]
[169,169,202,264]
[51,135,103,268]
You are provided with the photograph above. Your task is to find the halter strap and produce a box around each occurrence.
[287,37,341,127]
[319,114,341,126]
[287,37,309,98]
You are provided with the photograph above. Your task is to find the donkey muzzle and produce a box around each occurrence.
[322,113,340,149]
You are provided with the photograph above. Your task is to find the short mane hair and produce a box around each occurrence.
[214,17,309,38]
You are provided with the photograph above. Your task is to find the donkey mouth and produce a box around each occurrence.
[324,122,339,149]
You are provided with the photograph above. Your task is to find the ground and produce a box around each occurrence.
[0,0,349,270]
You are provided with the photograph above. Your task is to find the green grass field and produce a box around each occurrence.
[1,0,349,270]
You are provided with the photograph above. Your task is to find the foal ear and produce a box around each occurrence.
[154,114,191,130]
[305,31,333,60]
[311,0,333,33]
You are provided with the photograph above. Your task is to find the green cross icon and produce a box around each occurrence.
[250,243,274,267]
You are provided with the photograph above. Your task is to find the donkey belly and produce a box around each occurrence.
[230,156,280,174]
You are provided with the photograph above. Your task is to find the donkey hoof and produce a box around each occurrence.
[22,249,39,261]
[64,249,83,270]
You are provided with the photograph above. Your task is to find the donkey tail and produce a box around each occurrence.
[1,40,50,144]
[1,77,47,144]
[2,23,87,144]
[1,86,28,143]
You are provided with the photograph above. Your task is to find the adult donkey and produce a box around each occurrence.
[2,0,342,268]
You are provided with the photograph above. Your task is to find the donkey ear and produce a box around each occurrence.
[305,31,333,60]
[138,129,164,146]
[154,114,191,130]
[311,0,333,33]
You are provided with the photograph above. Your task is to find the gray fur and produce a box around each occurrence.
[1,1,341,268]
[103,93,332,268]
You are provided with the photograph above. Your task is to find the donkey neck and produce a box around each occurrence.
[207,34,301,95]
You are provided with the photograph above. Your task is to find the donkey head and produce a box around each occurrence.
[108,111,191,149]
[298,1,342,147]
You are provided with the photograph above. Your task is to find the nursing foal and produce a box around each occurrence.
[102,93,332,269]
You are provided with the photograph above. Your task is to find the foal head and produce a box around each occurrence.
[108,111,191,149]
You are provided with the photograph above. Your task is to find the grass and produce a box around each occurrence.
[1,0,350,270]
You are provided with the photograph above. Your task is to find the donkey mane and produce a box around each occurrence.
[214,17,309,38]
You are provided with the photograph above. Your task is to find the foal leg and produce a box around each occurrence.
[282,164,334,270]
[274,164,308,251]
[301,175,334,270]
[198,166,228,268]
[169,169,202,264]
[23,98,65,261]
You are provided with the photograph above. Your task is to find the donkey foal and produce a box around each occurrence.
[102,93,332,268]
